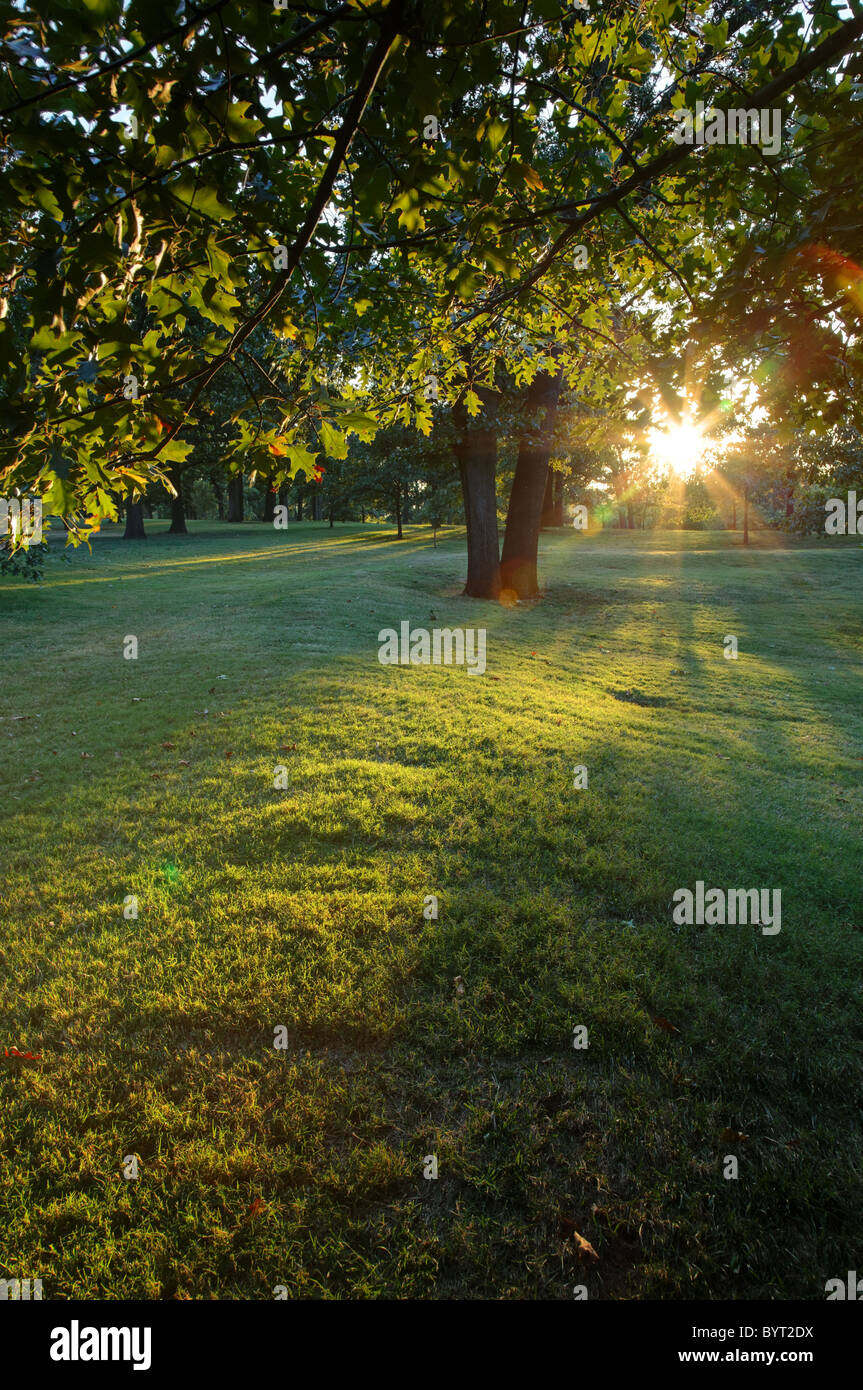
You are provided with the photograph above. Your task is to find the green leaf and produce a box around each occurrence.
[285,445,319,476]
[170,176,233,221]
[160,439,194,463]
[320,420,348,459]
[481,117,507,155]
[337,411,379,441]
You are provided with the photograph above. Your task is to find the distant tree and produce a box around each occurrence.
[123,500,146,541]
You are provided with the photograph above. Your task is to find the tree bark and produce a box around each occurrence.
[500,369,562,598]
[540,466,555,529]
[395,486,403,539]
[296,494,303,521]
[552,469,564,526]
[227,475,244,523]
[167,467,188,534]
[454,391,501,599]
[211,472,225,521]
[263,483,277,523]
[743,489,750,545]
[731,500,737,530]
[123,500,147,540]
[312,493,322,521]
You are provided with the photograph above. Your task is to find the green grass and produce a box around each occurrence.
[1,520,861,1299]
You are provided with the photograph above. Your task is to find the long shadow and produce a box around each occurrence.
[1,526,861,1298]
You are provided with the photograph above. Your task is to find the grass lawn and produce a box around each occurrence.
[1,520,861,1300]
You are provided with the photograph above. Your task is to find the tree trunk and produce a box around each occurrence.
[296,494,303,522]
[211,472,225,521]
[552,470,564,526]
[168,467,188,534]
[454,392,501,599]
[731,500,737,530]
[540,466,555,529]
[395,488,403,539]
[123,500,147,540]
[500,369,562,598]
[227,475,244,523]
[312,493,322,521]
[785,483,794,518]
[263,483,277,523]
[743,490,750,545]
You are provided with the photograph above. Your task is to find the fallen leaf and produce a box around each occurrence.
[720,1128,749,1143]
[225,750,233,758]
[178,760,190,766]
[247,1197,266,1217]
[575,1232,599,1262]
[160,741,176,749]
[559,1218,599,1262]
[651,1014,681,1035]
[453,975,465,996]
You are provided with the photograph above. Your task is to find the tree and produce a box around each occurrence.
[226,475,244,524]
[719,429,789,545]
[2,0,861,602]
[167,464,188,534]
[123,499,146,540]
[453,390,502,597]
[500,362,562,598]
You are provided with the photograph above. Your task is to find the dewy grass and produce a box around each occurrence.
[0,521,861,1299]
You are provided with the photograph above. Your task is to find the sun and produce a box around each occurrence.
[649,417,704,479]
